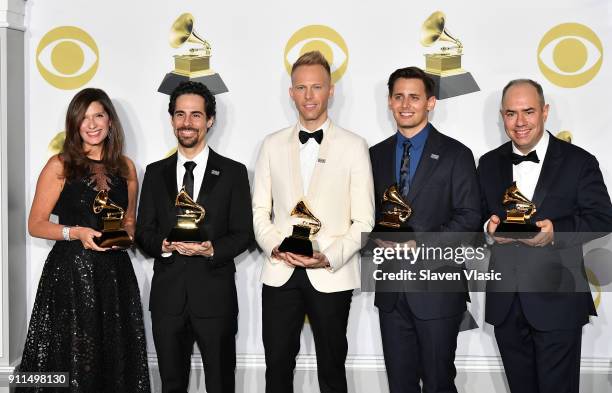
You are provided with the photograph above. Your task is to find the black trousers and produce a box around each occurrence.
[494,295,582,393]
[152,307,237,393]
[262,268,353,393]
[379,293,462,393]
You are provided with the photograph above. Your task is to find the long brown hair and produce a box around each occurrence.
[61,88,128,179]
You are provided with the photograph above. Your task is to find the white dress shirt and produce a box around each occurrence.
[299,119,330,194]
[512,131,549,200]
[177,145,209,199]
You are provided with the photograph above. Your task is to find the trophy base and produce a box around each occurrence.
[278,237,313,257]
[496,222,541,239]
[94,230,133,249]
[166,227,208,243]
[426,71,480,100]
[158,72,229,95]
[371,224,414,243]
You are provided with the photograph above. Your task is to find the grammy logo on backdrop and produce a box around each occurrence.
[420,11,480,99]
[158,12,228,95]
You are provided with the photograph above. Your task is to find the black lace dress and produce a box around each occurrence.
[18,163,151,393]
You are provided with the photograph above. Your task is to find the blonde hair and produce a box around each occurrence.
[291,51,331,78]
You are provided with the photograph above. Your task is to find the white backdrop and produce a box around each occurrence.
[23,0,612,370]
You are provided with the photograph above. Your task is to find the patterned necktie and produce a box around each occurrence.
[183,161,197,198]
[399,141,412,198]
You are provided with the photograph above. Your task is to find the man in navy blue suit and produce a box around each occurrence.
[478,79,612,393]
[369,67,481,393]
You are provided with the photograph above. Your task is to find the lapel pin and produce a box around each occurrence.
[430,154,439,160]
[211,169,220,176]
[317,158,326,163]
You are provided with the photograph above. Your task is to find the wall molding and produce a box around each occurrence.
[143,353,612,374]
[0,0,27,31]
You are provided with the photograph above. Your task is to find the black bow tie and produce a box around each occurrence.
[299,129,324,144]
[511,151,540,165]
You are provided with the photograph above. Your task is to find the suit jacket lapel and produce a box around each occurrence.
[532,132,563,210]
[305,122,334,204]
[163,153,179,205]
[196,147,222,206]
[288,125,305,203]
[406,128,442,204]
[162,153,180,221]
[378,135,397,189]
[498,142,514,193]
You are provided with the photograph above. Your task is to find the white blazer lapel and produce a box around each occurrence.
[305,121,334,204]
[288,125,305,203]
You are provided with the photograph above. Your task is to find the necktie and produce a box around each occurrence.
[511,151,540,165]
[183,161,196,198]
[299,129,324,144]
[399,141,412,198]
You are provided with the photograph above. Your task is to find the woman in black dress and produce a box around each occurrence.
[19,88,150,392]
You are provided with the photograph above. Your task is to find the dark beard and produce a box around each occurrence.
[176,127,199,148]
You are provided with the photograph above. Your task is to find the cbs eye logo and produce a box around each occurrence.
[537,23,603,88]
[36,26,99,90]
[284,25,349,83]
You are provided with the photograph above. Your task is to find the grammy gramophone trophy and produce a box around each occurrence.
[158,12,228,95]
[373,184,413,233]
[166,186,207,242]
[278,200,322,257]
[420,11,480,99]
[92,190,133,249]
[496,182,540,238]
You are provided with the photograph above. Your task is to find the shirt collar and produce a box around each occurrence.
[177,144,209,168]
[299,118,330,134]
[396,122,431,149]
[511,130,549,160]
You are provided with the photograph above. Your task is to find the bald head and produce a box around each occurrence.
[501,79,545,109]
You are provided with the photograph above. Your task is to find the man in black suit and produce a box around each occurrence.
[478,79,612,393]
[369,66,481,393]
[136,81,253,393]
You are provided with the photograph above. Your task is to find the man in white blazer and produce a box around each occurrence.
[252,51,374,393]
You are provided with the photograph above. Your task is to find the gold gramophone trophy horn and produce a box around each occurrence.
[496,182,540,238]
[290,201,322,236]
[92,190,133,249]
[167,186,207,242]
[278,200,322,257]
[170,13,211,53]
[421,11,463,55]
[418,10,479,99]
[158,12,228,95]
[370,184,415,248]
[378,184,413,229]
